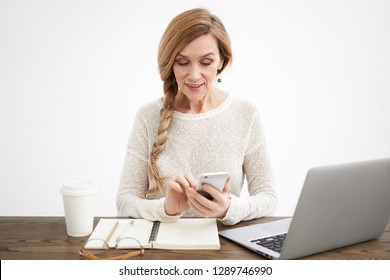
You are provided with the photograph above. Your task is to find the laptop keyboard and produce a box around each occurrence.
[250,233,287,253]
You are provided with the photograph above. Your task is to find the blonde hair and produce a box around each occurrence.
[147,8,233,194]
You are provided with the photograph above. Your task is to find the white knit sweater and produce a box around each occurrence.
[116,94,277,225]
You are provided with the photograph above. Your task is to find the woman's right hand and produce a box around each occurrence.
[164,174,196,216]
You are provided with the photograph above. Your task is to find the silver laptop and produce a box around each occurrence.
[219,158,390,259]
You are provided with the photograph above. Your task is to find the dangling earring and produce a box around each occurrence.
[217,73,222,83]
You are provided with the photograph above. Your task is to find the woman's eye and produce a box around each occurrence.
[176,58,213,66]
[176,59,189,66]
[200,59,213,66]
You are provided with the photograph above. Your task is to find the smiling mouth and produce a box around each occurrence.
[186,83,204,89]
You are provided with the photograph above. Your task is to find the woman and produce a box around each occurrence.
[116,8,277,225]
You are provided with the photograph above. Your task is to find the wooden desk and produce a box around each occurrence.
[0,216,389,260]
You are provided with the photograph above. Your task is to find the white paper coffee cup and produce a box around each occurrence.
[61,180,97,237]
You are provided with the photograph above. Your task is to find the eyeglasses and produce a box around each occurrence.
[79,237,145,260]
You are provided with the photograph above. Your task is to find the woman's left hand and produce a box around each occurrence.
[186,176,231,219]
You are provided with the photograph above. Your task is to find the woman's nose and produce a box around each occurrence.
[187,65,202,81]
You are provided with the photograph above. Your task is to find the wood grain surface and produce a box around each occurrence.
[0,216,389,260]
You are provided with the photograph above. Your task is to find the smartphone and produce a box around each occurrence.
[196,172,229,199]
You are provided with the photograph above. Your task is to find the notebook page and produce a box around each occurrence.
[154,218,220,250]
[85,219,153,249]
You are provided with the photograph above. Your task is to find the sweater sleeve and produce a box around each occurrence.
[116,106,180,222]
[220,108,278,225]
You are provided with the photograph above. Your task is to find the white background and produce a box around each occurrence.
[1,0,389,217]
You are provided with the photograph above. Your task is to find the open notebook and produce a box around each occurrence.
[84,218,220,250]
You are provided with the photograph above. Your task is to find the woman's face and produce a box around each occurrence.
[173,33,224,102]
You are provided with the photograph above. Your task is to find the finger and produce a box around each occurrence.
[187,188,213,210]
[202,184,230,212]
[202,184,224,201]
[175,175,191,190]
[199,185,231,217]
[187,198,202,214]
[187,196,212,217]
[167,181,184,194]
[184,174,197,189]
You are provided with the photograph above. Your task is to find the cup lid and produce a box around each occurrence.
[61,180,97,196]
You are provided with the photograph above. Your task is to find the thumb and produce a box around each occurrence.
[167,182,184,194]
[222,176,231,194]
